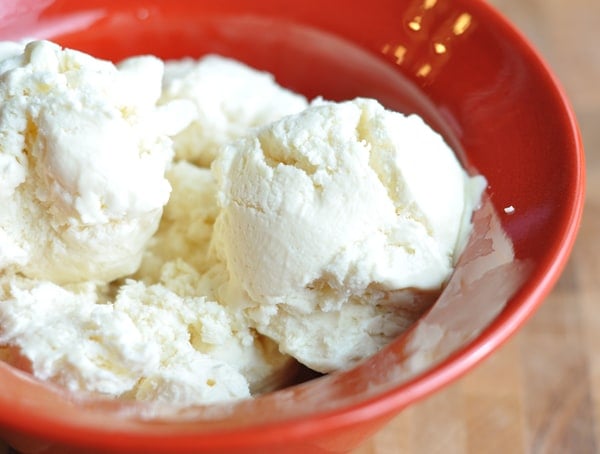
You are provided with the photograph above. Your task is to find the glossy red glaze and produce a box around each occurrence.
[0,1,585,453]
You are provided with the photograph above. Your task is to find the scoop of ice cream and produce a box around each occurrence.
[0,40,194,283]
[0,274,251,404]
[160,55,308,167]
[211,97,486,372]
[0,262,300,403]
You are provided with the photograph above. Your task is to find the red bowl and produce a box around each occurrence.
[0,0,584,453]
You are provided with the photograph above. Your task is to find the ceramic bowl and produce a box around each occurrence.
[0,0,584,453]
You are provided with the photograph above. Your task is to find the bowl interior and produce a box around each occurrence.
[0,0,584,452]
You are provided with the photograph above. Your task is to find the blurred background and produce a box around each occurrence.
[355,0,599,453]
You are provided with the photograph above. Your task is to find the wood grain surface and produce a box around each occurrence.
[0,1,596,454]
[354,1,600,453]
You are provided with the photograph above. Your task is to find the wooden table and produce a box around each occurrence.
[355,1,600,453]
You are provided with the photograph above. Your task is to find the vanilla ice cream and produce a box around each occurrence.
[211,98,486,372]
[0,274,252,405]
[134,161,219,282]
[0,261,295,404]
[160,55,308,167]
[0,41,299,406]
[0,41,487,407]
[0,40,194,283]
[132,161,297,394]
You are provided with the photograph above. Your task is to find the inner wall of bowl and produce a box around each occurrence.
[51,11,456,135]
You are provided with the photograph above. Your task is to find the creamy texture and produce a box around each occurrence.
[212,98,486,372]
[0,43,299,402]
[135,161,219,282]
[0,153,294,404]
[133,162,296,394]
[0,274,251,405]
[0,40,194,283]
[0,42,486,407]
[160,55,308,167]
[0,165,294,403]
[0,40,26,61]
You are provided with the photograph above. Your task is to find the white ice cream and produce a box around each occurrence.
[0,274,251,405]
[0,40,194,283]
[134,161,219,282]
[160,55,308,167]
[132,161,296,394]
[0,42,486,406]
[212,98,486,372]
